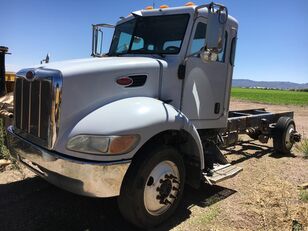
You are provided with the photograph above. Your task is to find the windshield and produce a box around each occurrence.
[109,14,190,56]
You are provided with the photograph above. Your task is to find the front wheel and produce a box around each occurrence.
[118,146,185,228]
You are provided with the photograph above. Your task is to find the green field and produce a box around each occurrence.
[231,88,308,106]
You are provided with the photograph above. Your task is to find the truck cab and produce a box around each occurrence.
[7,2,251,228]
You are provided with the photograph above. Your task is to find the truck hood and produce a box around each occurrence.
[37,57,161,77]
[41,57,164,143]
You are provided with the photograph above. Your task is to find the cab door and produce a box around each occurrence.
[181,17,229,122]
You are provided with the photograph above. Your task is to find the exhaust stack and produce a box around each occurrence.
[0,46,9,97]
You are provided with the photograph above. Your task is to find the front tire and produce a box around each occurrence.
[118,145,185,228]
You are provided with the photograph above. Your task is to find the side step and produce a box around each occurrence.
[203,164,243,185]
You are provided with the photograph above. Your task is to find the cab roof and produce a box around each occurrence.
[117,4,238,29]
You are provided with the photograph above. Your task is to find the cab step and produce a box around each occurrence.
[203,164,243,185]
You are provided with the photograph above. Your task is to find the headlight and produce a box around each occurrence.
[67,135,139,155]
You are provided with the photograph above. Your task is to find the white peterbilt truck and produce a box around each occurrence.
[6,2,301,228]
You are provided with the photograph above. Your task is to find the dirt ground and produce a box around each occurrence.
[0,99,307,231]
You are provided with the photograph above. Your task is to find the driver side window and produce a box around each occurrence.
[116,32,132,53]
[190,22,228,63]
[190,22,207,55]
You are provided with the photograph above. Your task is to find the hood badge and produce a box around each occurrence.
[26,70,36,81]
[116,77,133,87]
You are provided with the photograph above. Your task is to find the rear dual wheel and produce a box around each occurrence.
[273,117,296,154]
[118,146,185,228]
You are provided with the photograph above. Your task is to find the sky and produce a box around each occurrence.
[1,0,308,83]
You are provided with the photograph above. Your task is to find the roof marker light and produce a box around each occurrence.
[159,5,169,9]
[145,6,154,10]
[185,2,196,6]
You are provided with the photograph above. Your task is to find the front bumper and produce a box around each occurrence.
[6,126,130,198]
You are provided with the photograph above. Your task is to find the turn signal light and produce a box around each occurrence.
[109,135,139,154]
[185,2,196,6]
[159,5,169,9]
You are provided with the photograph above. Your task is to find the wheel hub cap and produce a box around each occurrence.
[285,124,295,150]
[144,161,180,216]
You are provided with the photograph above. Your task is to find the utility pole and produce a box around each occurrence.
[0,46,10,97]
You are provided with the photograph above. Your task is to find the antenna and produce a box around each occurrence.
[40,53,50,64]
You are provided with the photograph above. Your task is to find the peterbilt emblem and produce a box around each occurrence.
[26,71,35,80]
[116,76,133,87]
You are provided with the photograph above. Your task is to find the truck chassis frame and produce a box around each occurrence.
[201,108,301,185]
[227,108,293,133]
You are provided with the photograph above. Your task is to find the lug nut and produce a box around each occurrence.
[169,194,176,199]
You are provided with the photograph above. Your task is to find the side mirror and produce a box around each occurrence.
[205,3,228,53]
[195,2,228,62]
[92,25,104,57]
[91,24,114,57]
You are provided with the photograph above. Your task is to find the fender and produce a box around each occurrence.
[59,97,204,168]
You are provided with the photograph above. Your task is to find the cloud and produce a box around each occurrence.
[5,64,23,72]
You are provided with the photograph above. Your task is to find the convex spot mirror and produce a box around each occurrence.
[200,50,218,63]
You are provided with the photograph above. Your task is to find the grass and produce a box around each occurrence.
[0,118,10,160]
[193,206,220,225]
[292,220,304,231]
[295,139,308,159]
[299,190,308,203]
[231,88,308,106]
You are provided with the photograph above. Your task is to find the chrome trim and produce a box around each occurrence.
[20,79,24,128]
[51,72,62,148]
[7,126,130,198]
[14,68,63,149]
[28,82,32,133]
[38,81,42,138]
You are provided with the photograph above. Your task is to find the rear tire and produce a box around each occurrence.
[273,117,295,154]
[118,145,185,228]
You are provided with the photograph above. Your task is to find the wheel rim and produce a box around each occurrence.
[285,124,295,150]
[143,160,180,216]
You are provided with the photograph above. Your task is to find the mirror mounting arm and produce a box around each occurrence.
[91,23,115,57]
[195,2,228,22]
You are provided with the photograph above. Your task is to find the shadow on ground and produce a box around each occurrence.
[223,140,297,165]
[0,176,236,231]
[3,140,294,231]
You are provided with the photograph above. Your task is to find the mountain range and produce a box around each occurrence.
[232,79,308,89]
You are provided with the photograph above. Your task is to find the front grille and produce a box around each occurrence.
[14,69,62,149]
